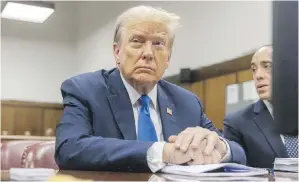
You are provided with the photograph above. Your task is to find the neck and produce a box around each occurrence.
[131,81,155,95]
[125,77,155,95]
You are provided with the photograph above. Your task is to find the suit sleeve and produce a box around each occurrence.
[222,117,247,165]
[55,79,154,172]
[195,96,247,165]
[223,117,244,147]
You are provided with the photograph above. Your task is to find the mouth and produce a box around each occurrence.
[257,84,268,89]
[135,66,155,72]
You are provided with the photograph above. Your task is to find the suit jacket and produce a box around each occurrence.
[55,68,246,172]
[223,100,288,168]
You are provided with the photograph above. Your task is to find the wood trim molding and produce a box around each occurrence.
[1,100,63,109]
[164,53,254,84]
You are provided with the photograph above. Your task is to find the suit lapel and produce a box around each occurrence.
[106,69,137,140]
[253,100,288,157]
[157,83,181,142]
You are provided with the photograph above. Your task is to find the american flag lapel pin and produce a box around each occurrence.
[167,107,172,116]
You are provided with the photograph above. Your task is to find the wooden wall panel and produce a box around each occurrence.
[43,109,63,136]
[1,100,63,136]
[204,73,237,130]
[1,106,15,135]
[191,81,205,105]
[237,69,253,83]
[14,107,43,136]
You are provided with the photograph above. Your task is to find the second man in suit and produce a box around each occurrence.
[223,45,298,168]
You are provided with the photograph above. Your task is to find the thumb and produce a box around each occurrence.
[168,135,178,143]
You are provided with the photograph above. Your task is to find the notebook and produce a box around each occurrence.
[274,158,298,172]
[161,163,269,177]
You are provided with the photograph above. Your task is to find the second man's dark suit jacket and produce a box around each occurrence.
[223,100,288,168]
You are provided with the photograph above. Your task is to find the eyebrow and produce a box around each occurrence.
[251,60,271,66]
[260,60,272,64]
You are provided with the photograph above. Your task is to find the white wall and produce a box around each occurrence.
[75,1,272,76]
[1,2,77,103]
[1,1,272,103]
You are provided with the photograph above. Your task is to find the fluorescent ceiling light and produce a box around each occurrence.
[1,1,55,23]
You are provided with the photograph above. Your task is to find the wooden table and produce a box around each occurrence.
[1,170,298,181]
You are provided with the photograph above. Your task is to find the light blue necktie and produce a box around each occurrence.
[137,95,158,142]
[284,135,298,158]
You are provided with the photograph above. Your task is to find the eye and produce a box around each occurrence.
[132,38,141,43]
[265,64,272,68]
[153,40,165,46]
[251,67,257,73]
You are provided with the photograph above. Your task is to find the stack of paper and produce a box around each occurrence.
[274,158,298,172]
[10,168,56,181]
[161,163,268,177]
[160,173,269,181]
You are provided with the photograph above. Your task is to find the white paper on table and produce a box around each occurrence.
[242,80,259,101]
[10,168,56,181]
[160,173,269,181]
[226,84,239,104]
[161,163,268,177]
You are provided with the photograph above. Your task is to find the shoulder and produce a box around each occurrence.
[60,69,113,95]
[158,79,198,100]
[224,102,256,125]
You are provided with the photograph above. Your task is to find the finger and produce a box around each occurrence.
[211,150,221,164]
[179,133,195,152]
[190,132,207,149]
[174,133,184,149]
[172,149,191,164]
[168,135,177,143]
[204,132,218,155]
[175,128,194,150]
[215,139,227,156]
[188,139,206,164]
[188,148,204,165]
[204,154,212,164]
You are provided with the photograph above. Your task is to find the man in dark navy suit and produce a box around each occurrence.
[55,6,246,172]
[223,45,298,168]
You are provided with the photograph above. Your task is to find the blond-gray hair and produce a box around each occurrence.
[113,5,180,47]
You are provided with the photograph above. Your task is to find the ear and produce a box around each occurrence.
[113,43,120,65]
[166,53,171,68]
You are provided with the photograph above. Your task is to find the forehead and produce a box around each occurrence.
[251,47,273,65]
[123,21,169,38]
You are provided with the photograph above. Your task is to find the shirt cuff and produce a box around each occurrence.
[147,141,167,173]
[219,137,232,163]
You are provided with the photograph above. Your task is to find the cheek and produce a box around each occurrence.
[265,73,272,82]
[120,48,142,67]
[155,51,169,66]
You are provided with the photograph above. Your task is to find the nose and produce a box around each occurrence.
[255,67,265,80]
[142,42,154,61]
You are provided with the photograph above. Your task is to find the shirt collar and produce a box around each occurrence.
[263,100,273,117]
[120,72,158,110]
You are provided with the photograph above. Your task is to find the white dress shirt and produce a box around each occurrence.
[263,100,285,144]
[120,74,166,172]
[120,73,231,172]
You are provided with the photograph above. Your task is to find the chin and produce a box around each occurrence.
[133,73,155,83]
[259,93,271,101]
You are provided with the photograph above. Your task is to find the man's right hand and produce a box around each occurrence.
[162,138,223,165]
[162,143,192,164]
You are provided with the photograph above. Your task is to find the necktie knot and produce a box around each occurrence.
[139,95,150,107]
